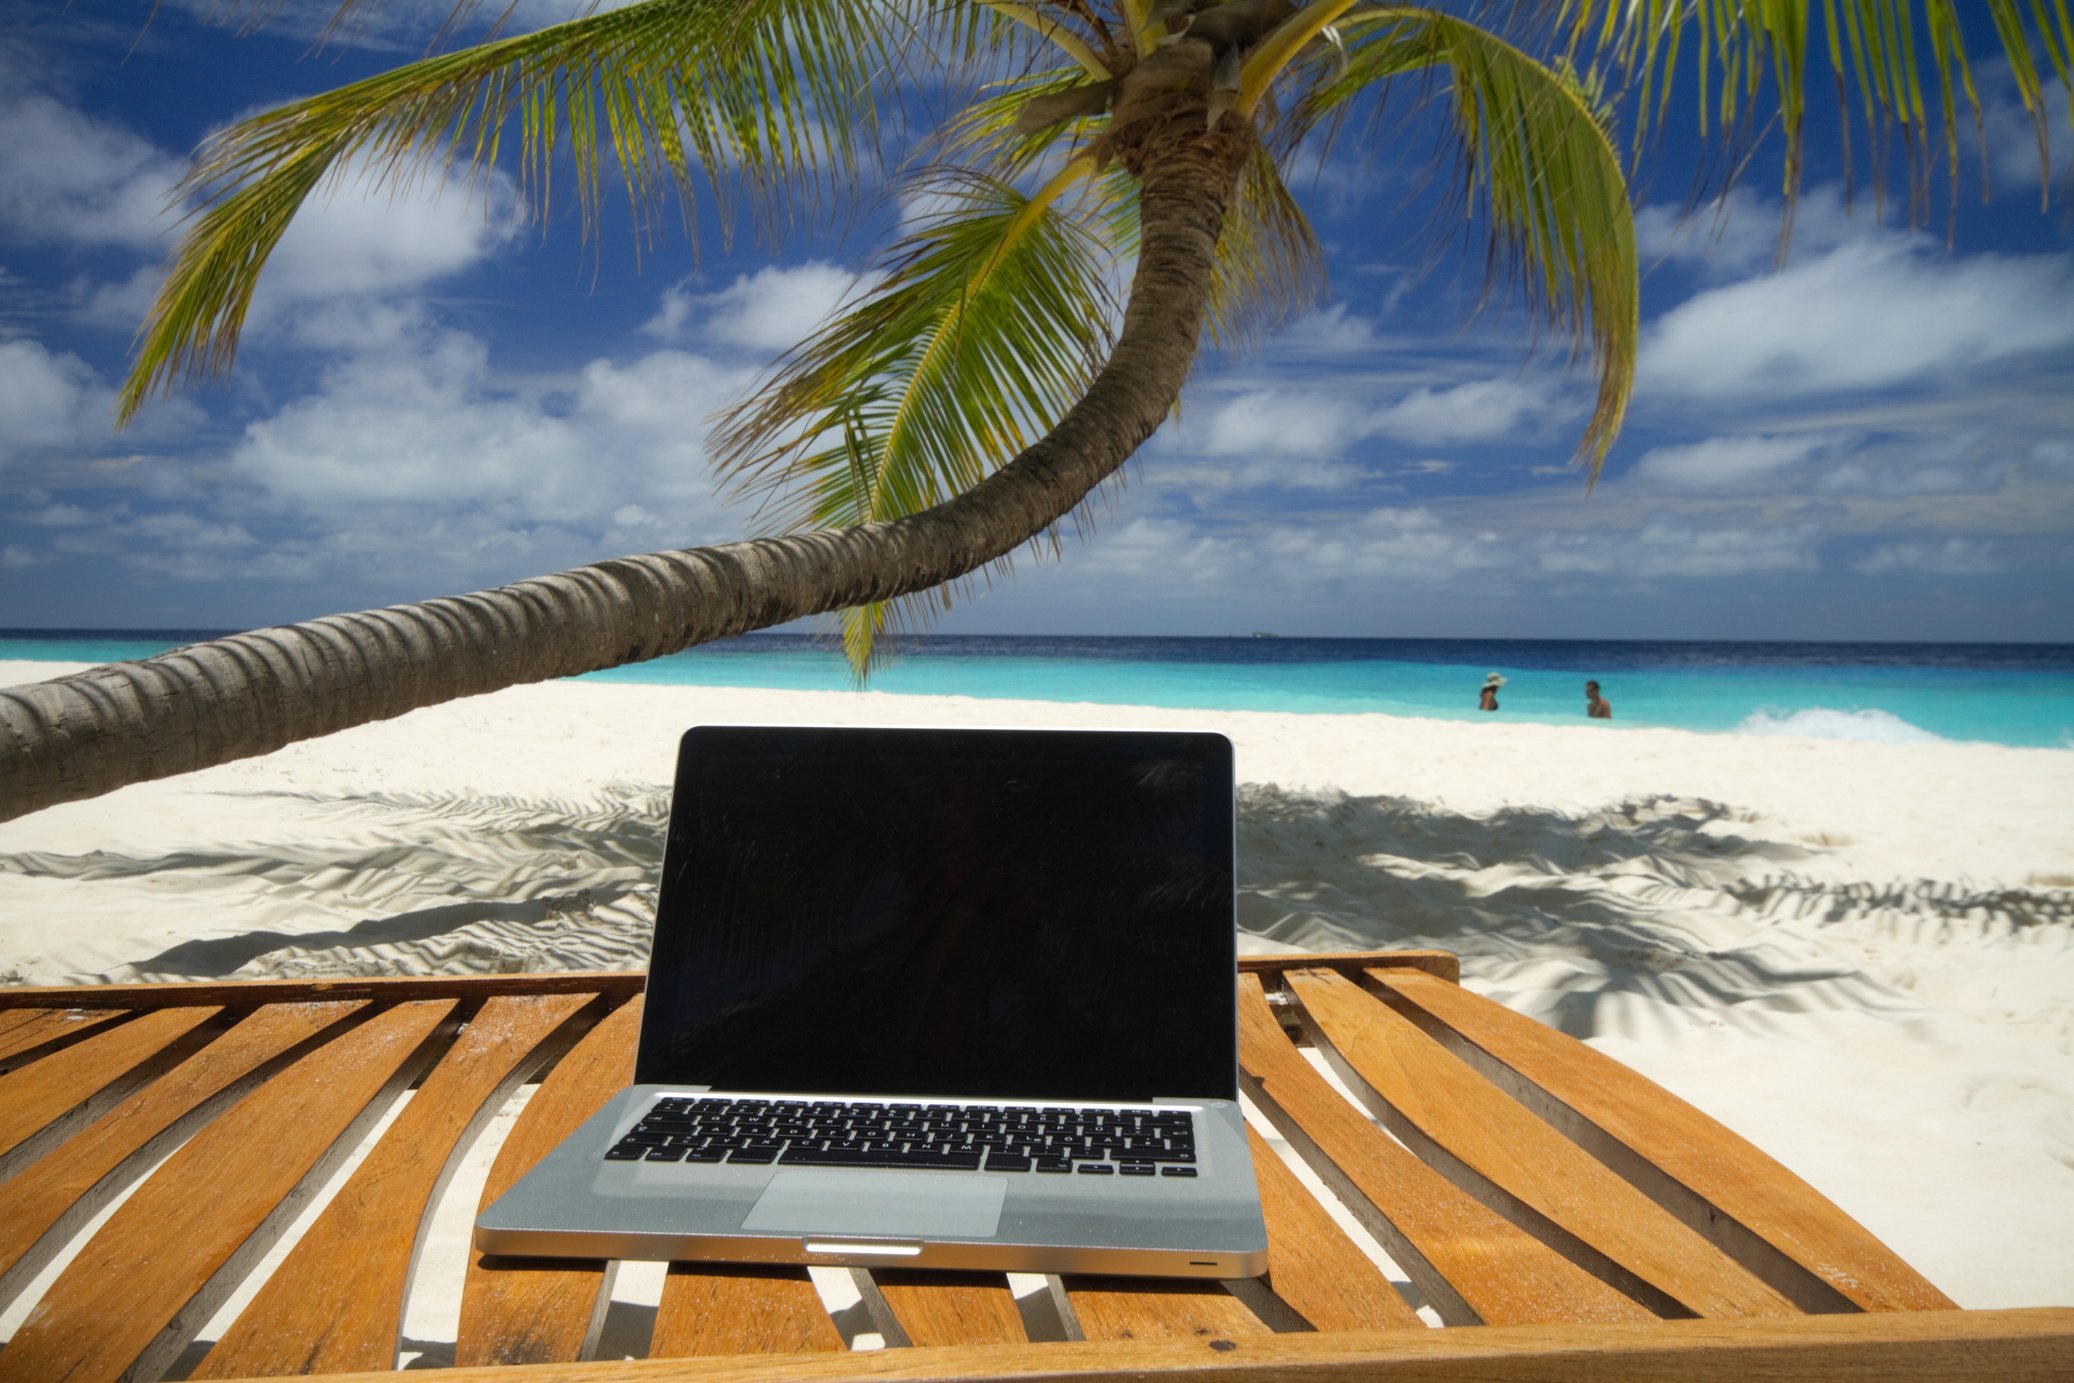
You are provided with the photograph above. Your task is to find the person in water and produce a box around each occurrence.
[1479,672,1505,712]
[1585,680,1612,719]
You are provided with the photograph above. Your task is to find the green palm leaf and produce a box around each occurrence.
[1291,8,1638,472]
[712,158,1118,670]
[119,0,893,422]
[1557,1,2074,216]
[1203,145,1328,355]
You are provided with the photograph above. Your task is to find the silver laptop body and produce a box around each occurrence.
[474,724,1267,1278]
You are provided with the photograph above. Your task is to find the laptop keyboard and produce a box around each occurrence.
[605,1096,1199,1178]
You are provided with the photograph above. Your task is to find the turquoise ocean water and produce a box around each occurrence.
[3,630,2070,749]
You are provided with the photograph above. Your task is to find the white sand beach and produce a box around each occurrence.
[2,659,2070,1316]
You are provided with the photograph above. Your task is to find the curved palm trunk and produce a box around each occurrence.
[0,125,1252,825]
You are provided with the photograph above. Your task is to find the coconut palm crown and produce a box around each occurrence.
[2,0,2069,822]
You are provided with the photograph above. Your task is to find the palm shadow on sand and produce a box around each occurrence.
[6,783,2060,1036]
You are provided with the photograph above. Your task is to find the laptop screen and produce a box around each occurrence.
[635,725,1237,1102]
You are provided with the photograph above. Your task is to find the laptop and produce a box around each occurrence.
[473,723,1268,1278]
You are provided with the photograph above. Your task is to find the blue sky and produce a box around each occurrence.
[2,0,2071,644]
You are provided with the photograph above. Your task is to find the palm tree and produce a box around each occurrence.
[1,1,2066,824]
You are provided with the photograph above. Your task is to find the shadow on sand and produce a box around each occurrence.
[4,783,2063,1041]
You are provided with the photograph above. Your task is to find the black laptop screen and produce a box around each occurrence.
[634,725,1237,1102]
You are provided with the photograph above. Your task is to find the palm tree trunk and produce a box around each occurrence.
[0,126,1253,825]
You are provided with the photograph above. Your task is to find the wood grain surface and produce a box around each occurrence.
[650,1264,845,1356]
[153,1308,2074,1382]
[857,1269,1028,1348]
[1236,974,1652,1327]
[0,1000,363,1315]
[456,994,643,1367]
[0,1007,128,1067]
[1370,966,1956,1313]
[0,1004,219,1174]
[1286,968,1794,1320]
[0,999,453,1383]
[1054,1276,1273,1343]
[1241,1125,1422,1332]
[195,992,594,1378]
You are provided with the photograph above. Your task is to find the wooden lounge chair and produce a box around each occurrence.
[0,950,2065,1381]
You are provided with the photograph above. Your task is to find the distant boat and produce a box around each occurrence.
[1251,631,1278,638]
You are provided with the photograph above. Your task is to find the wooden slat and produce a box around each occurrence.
[0,999,453,1383]
[1054,1276,1274,1343]
[1372,966,1956,1313]
[1237,1125,1423,1332]
[1287,968,1794,1320]
[193,991,596,1379]
[1236,974,1652,1327]
[0,1001,365,1313]
[651,1264,846,1356]
[0,1005,220,1175]
[0,1006,53,1039]
[152,1308,2074,1382]
[1240,951,1460,984]
[456,994,645,1367]
[855,1269,1027,1348]
[0,1007,128,1066]
[3,970,649,1011]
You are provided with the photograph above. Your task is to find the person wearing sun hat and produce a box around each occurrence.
[1478,672,1506,712]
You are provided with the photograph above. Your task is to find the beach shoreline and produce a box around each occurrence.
[1,660,2070,1310]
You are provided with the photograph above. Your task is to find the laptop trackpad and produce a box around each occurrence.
[741,1170,1008,1238]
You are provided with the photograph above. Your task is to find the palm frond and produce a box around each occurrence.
[711,158,1117,670]
[1557,1,2074,217]
[1202,145,1328,356]
[1292,9,1638,472]
[120,0,893,423]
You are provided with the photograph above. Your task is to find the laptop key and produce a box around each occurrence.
[605,1144,648,1160]
[985,1153,1032,1172]
[645,1146,690,1162]
[1117,1163,1156,1176]
[727,1147,780,1165]
[1076,1163,1114,1175]
[1033,1157,1072,1173]
[1161,1167,1198,1178]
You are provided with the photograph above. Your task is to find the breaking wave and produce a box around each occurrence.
[1734,707,1950,745]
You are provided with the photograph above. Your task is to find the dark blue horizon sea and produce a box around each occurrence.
[4,630,2072,750]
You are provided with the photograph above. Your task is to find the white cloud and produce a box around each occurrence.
[252,159,524,313]
[1262,507,1504,584]
[1635,185,1869,281]
[0,93,182,248]
[2,545,48,569]
[1630,433,1843,490]
[644,262,862,354]
[1851,538,2006,576]
[1370,378,1548,445]
[1537,523,1822,578]
[230,324,754,528]
[1183,390,1370,460]
[0,340,118,460]
[1640,240,2074,399]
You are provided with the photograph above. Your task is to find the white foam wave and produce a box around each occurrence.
[1735,706,1949,745]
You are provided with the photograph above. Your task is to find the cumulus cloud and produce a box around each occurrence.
[230,321,756,531]
[0,340,119,460]
[1634,185,1869,281]
[0,92,182,248]
[1261,507,1504,584]
[1537,523,1823,579]
[251,158,525,316]
[644,262,863,354]
[1369,378,1549,445]
[1851,538,2006,576]
[1630,433,1844,489]
[1183,389,1371,460]
[1639,239,2074,399]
